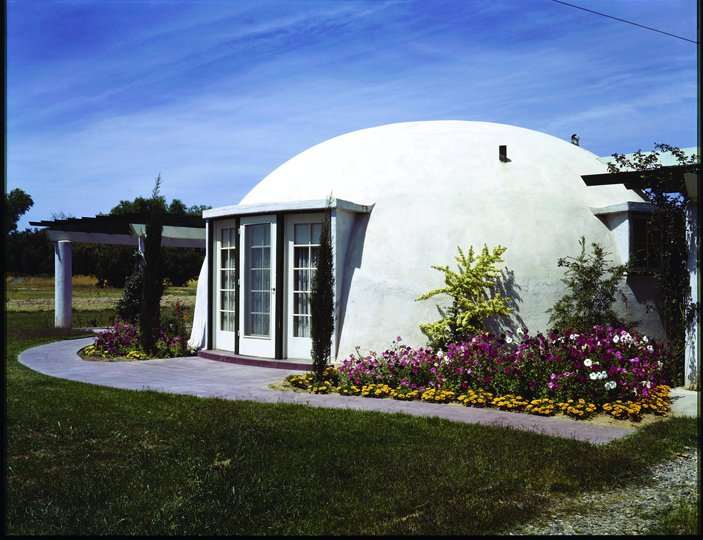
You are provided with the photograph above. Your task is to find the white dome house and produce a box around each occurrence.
[191,121,663,363]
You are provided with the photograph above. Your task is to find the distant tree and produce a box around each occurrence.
[5,228,53,275]
[309,196,335,379]
[140,175,166,355]
[5,188,34,234]
[74,195,210,288]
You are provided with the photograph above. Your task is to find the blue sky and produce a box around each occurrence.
[6,0,698,230]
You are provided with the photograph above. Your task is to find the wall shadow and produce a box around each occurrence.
[484,267,526,336]
[336,212,372,355]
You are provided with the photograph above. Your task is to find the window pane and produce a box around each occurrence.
[294,315,310,338]
[295,270,309,292]
[311,223,322,245]
[294,223,310,245]
[295,292,309,315]
[295,246,309,268]
[251,247,262,269]
[310,246,319,267]
[252,269,262,291]
[221,290,228,311]
[222,229,230,248]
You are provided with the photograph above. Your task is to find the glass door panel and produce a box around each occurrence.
[239,216,277,358]
[244,223,271,337]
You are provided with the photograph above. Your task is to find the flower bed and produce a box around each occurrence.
[283,328,674,423]
[81,304,195,361]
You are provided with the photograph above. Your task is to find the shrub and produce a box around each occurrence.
[115,269,143,323]
[546,237,629,334]
[416,244,513,351]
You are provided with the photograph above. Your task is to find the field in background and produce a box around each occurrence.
[5,275,197,313]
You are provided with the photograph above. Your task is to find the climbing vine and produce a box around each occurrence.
[608,144,699,386]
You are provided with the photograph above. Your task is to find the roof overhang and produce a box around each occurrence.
[588,201,655,216]
[203,198,374,220]
[581,165,693,193]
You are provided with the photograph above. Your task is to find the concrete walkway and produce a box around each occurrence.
[18,337,699,446]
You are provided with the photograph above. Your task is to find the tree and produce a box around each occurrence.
[546,237,629,334]
[139,175,166,355]
[5,188,34,234]
[608,143,700,385]
[309,196,335,380]
[416,244,513,350]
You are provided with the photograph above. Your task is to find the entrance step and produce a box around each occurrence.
[198,349,313,371]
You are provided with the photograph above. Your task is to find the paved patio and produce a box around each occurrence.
[18,337,697,445]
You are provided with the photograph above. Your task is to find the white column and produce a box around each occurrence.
[685,201,698,389]
[54,240,72,328]
[684,173,699,390]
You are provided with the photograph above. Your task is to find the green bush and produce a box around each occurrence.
[546,237,630,334]
[416,244,513,350]
[115,269,143,323]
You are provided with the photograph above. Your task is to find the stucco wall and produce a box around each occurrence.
[235,121,661,358]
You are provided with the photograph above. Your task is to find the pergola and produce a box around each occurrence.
[581,165,699,390]
[30,214,206,329]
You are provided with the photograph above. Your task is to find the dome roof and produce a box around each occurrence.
[240,120,642,208]
[235,121,653,355]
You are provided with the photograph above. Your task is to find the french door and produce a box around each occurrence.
[239,216,277,357]
[286,214,323,359]
[214,220,237,351]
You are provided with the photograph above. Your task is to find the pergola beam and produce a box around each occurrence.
[31,215,207,329]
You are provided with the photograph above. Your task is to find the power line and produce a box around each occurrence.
[551,0,698,44]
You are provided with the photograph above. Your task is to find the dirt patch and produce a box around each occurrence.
[5,295,196,312]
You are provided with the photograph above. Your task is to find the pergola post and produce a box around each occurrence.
[684,173,698,389]
[54,240,72,328]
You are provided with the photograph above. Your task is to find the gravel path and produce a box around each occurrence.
[504,447,699,535]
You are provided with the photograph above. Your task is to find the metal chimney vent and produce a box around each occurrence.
[499,145,508,162]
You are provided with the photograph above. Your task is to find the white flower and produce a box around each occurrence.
[657,361,663,369]
[647,346,654,353]
[517,328,525,335]
[584,359,593,367]
[643,335,649,343]
[505,337,513,344]
[437,351,444,359]
[589,372,598,380]
[642,381,651,388]
[605,381,616,390]
[599,371,608,379]
[570,333,579,341]
[612,335,620,343]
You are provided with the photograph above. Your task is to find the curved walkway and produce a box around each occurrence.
[18,337,696,445]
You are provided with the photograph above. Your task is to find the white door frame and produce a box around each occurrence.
[285,214,323,360]
[238,215,277,358]
[213,219,237,352]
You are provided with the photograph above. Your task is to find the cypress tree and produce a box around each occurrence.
[139,174,165,355]
[309,196,335,379]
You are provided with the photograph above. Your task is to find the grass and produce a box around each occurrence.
[5,275,197,300]
[5,308,699,535]
[645,496,700,535]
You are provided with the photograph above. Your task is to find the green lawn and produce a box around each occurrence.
[5,309,699,535]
